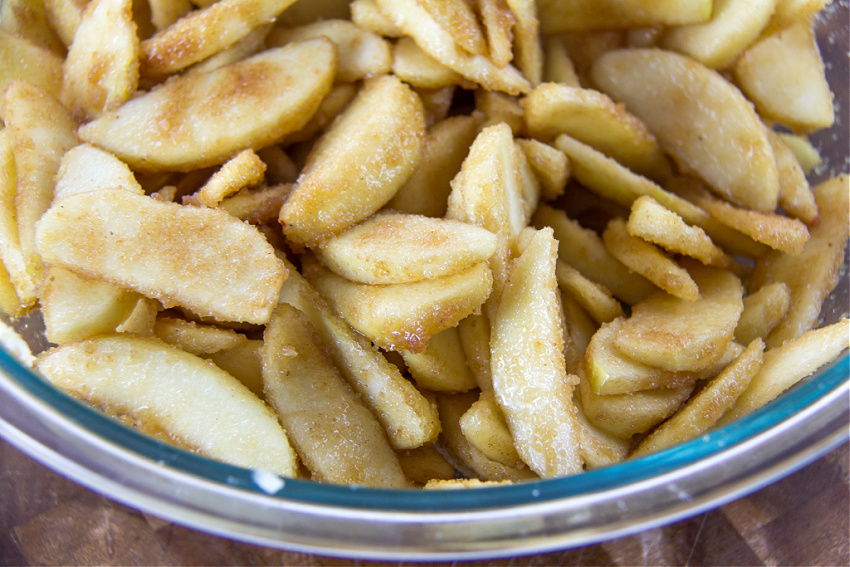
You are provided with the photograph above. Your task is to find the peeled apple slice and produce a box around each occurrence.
[316,212,498,284]
[37,334,299,477]
[615,264,744,373]
[280,74,425,248]
[80,38,337,172]
[35,189,286,325]
[591,48,779,212]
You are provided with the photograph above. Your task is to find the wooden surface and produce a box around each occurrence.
[1,439,847,566]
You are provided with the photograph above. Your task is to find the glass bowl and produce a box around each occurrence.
[0,3,847,561]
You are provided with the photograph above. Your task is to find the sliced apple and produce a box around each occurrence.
[615,264,744,372]
[304,256,492,353]
[262,303,408,488]
[81,39,337,172]
[35,189,286,325]
[37,334,299,477]
[278,261,440,450]
[591,48,779,212]
[490,228,583,478]
[280,75,424,248]
[316,212,497,285]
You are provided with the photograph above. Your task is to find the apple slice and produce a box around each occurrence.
[80,39,337,172]
[36,189,286,325]
[615,264,744,372]
[280,75,424,248]
[591,48,779,212]
[37,334,299,477]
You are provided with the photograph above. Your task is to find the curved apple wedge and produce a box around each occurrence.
[80,38,337,172]
[280,75,425,248]
[262,303,409,488]
[615,264,744,373]
[304,256,492,353]
[37,334,299,477]
[591,48,779,212]
[316,212,498,284]
[35,189,286,325]
[490,228,583,478]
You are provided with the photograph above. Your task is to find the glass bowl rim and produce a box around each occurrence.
[1,343,847,512]
[2,343,847,560]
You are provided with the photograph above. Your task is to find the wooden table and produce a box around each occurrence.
[2,439,847,566]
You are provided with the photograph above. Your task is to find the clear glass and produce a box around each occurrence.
[0,3,847,561]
